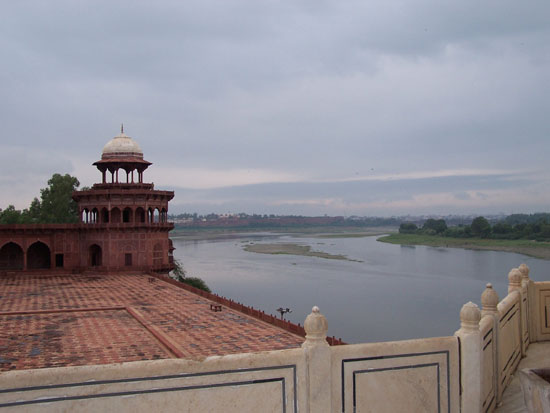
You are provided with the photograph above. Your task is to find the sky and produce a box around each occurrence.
[1,1,549,217]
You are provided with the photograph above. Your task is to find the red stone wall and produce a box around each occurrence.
[0,223,173,273]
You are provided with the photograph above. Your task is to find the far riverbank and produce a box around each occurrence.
[378,233,550,260]
[170,226,395,241]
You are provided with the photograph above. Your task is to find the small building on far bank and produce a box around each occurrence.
[0,129,174,274]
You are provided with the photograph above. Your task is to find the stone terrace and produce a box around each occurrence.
[0,273,304,371]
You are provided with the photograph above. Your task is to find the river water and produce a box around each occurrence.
[171,234,549,343]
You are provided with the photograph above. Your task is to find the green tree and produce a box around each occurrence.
[399,222,418,233]
[38,174,80,223]
[0,205,23,224]
[471,216,491,238]
[492,222,513,235]
[422,219,447,234]
[20,198,42,224]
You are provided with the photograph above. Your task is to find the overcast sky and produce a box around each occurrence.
[1,1,549,216]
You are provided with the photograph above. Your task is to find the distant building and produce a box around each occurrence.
[0,129,174,273]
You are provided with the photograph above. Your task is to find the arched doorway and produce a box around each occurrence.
[89,244,102,267]
[27,242,51,269]
[0,242,24,270]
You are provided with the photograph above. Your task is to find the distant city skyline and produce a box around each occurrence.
[1,1,549,216]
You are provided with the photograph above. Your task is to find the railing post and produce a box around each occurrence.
[302,306,331,413]
[519,263,536,342]
[508,268,527,356]
[455,302,482,413]
[481,283,500,408]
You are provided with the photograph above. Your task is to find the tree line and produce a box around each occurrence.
[0,174,80,224]
[399,214,550,241]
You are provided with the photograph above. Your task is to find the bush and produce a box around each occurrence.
[181,277,211,293]
[170,259,211,292]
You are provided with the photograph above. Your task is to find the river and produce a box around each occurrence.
[171,233,549,343]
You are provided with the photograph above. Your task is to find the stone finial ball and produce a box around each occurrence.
[481,283,499,310]
[304,306,328,338]
[518,263,530,280]
[460,301,481,328]
[508,268,522,286]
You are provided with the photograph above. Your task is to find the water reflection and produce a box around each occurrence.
[172,234,549,343]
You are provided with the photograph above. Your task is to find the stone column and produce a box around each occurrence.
[302,306,331,413]
[455,302,482,413]
[481,283,499,406]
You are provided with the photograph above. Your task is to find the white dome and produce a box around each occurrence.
[102,132,143,158]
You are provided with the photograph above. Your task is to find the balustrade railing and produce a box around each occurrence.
[456,264,549,412]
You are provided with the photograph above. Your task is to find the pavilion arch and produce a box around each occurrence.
[135,207,145,223]
[161,208,167,223]
[153,208,160,224]
[81,208,90,224]
[111,207,121,224]
[101,207,109,223]
[0,242,24,270]
[27,241,51,269]
[91,208,99,224]
[123,207,133,223]
[148,208,154,223]
[89,244,102,267]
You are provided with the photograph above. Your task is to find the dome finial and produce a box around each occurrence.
[121,123,124,134]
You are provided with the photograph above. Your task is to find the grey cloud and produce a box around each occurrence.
[1,1,549,215]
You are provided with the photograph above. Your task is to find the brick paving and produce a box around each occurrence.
[0,273,304,371]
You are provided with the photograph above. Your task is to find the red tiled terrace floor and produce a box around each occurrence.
[0,273,304,371]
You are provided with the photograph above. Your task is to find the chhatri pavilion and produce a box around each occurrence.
[0,128,174,273]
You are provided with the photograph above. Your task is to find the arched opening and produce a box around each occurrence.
[123,207,132,223]
[135,207,145,223]
[89,244,102,267]
[161,208,167,223]
[111,207,121,224]
[27,241,51,269]
[91,208,98,224]
[153,208,160,224]
[0,242,24,270]
[101,207,109,223]
[153,243,163,269]
[148,208,154,224]
[81,208,90,224]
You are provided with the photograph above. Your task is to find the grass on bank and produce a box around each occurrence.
[378,233,550,260]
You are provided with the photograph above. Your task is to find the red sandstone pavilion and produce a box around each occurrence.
[0,128,175,273]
